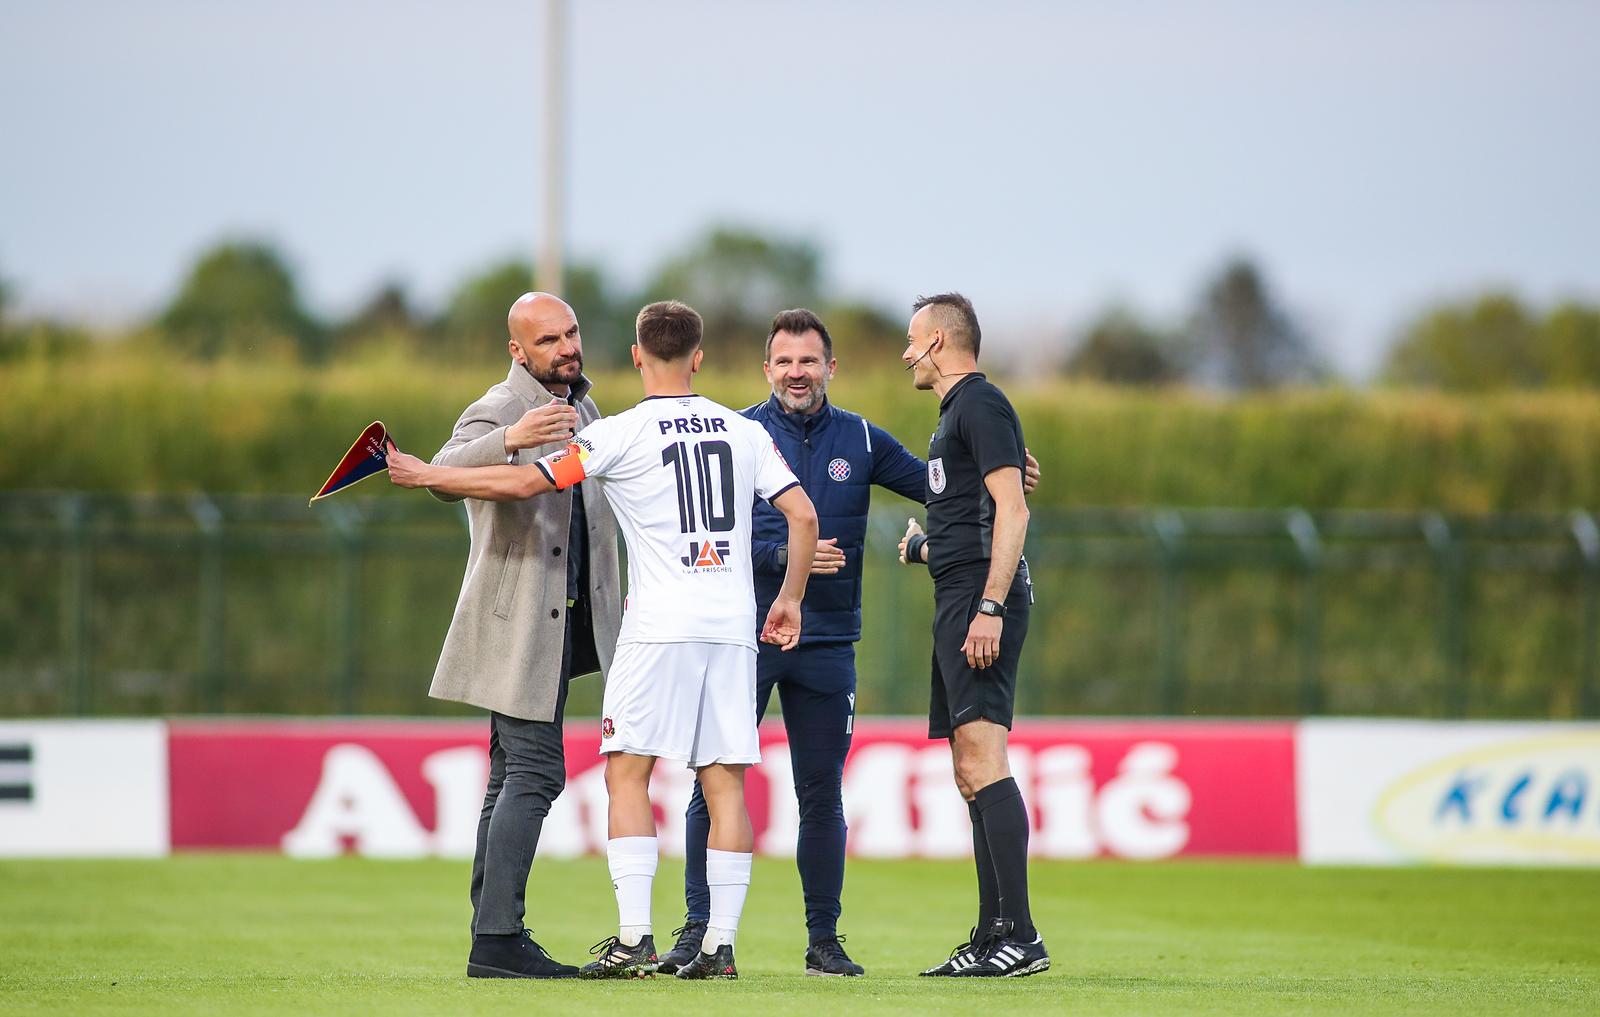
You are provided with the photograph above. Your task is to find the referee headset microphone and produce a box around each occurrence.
[904,333,937,371]
[904,331,967,380]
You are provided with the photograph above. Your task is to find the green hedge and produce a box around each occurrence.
[5,350,1600,510]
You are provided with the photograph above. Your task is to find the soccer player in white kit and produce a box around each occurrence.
[385,300,819,980]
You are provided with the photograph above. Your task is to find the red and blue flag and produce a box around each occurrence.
[310,421,392,503]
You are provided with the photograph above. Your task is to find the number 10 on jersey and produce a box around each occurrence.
[662,440,735,534]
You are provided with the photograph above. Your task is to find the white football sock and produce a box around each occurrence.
[702,849,752,952]
[607,836,658,944]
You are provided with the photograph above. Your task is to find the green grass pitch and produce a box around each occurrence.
[1,856,1596,1016]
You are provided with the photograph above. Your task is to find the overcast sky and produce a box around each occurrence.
[2,0,1596,376]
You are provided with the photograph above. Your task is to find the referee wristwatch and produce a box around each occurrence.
[977,597,1007,618]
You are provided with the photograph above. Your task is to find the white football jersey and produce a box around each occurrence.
[536,394,800,649]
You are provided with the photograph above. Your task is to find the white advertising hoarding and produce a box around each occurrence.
[0,720,170,857]
[1297,719,1600,865]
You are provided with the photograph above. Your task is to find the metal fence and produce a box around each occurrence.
[2,492,1597,719]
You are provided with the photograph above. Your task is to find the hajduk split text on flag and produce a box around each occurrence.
[310,421,392,503]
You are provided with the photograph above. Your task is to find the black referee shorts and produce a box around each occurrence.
[927,563,1032,740]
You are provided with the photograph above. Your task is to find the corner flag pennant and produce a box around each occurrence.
[310,421,392,503]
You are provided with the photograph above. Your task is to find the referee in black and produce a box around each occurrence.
[896,293,1047,979]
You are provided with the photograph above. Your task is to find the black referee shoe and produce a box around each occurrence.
[805,935,864,976]
[579,935,658,979]
[655,921,707,975]
[919,927,982,977]
[952,919,1050,978]
[466,929,580,979]
[674,944,738,980]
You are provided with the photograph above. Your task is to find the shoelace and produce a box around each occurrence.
[814,935,852,962]
[940,927,979,959]
[965,934,1000,966]
[588,936,624,959]
[669,922,705,949]
[519,929,552,959]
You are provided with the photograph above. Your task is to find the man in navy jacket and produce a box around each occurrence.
[657,309,1037,977]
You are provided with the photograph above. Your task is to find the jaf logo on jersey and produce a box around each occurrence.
[828,458,852,482]
[681,540,733,570]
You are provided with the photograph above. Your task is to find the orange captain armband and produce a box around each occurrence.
[536,442,589,491]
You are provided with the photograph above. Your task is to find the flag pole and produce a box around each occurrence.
[539,0,566,296]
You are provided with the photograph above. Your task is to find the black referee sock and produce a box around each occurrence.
[975,777,1035,942]
[967,799,1000,934]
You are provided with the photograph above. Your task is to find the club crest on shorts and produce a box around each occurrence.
[601,716,615,739]
[928,457,947,494]
[828,458,851,482]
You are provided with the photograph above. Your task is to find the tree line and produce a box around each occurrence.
[2,226,1596,391]
[0,227,890,372]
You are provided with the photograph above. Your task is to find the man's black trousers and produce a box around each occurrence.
[468,615,572,935]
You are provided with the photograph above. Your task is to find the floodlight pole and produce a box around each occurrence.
[538,0,566,296]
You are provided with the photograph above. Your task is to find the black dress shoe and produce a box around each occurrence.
[467,929,580,979]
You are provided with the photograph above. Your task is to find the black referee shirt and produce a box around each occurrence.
[925,373,1027,582]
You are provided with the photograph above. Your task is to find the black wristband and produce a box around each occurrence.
[906,533,928,565]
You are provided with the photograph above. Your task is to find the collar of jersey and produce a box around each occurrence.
[638,392,703,403]
[938,372,986,410]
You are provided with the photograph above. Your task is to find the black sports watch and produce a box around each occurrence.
[977,597,1007,618]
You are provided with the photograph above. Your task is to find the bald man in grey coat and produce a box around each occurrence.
[412,293,623,979]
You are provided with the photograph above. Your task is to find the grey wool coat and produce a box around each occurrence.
[427,365,622,722]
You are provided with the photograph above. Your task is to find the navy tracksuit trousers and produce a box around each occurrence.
[683,641,856,943]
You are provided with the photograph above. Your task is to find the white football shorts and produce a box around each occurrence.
[599,640,760,768]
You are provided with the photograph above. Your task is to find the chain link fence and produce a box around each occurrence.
[2,493,1597,719]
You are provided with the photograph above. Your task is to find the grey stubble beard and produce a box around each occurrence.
[776,378,826,414]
